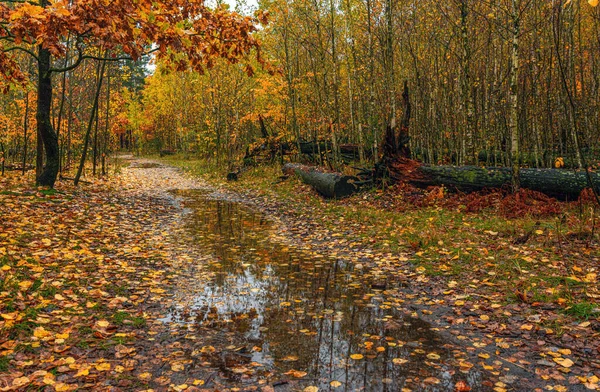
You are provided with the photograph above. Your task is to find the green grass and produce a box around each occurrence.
[565,302,599,320]
[0,356,9,372]
[112,311,146,328]
[39,285,58,299]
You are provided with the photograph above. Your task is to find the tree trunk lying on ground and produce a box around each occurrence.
[414,165,600,199]
[285,157,599,200]
[282,163,360,198]
[372,158,599,199]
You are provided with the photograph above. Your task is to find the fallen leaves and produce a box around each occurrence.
[1,161,598,392]
[284,369,307,378]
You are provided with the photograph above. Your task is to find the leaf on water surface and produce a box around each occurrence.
[284,369,307,378]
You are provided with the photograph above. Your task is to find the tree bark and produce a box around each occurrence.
[36,45,60,187]
[411,165,600,199]
[283,163,360,198]
[74,59,106,186]
[22,90,29,176]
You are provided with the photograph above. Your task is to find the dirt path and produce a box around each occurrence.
[119,157,596,392]
[0,157,596,391]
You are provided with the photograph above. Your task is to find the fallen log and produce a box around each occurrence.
[282,163,360,198]
[408,164,600,199]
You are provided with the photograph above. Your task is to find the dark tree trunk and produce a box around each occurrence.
[283,163,360,198]
[412,165,600,199]
[36,46,60,187]
[22,91,29,176]
[75,59,106,186]
[0,142,5,176]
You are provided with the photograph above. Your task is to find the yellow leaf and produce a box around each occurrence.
[284,369,307,378]
[1,312,17,320]
[33,326,52,339]
[96,320,110,328]
[171,363,184,371]
[138,372,152,380]
[426,353,440,360]
[392,358,408,365]
[1,265,10,271]
[350,354,364,360]
[75,368,90,377]
[303,387,318,392]
[590,0,599,7]
[95,362,111,371]
[553,357,574,368]
[200,345,215,354]
[330,380,342,388]
[11,376,30,388]
[54,383,71,391]
[19,280,33,290]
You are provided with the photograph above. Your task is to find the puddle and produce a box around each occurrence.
[163,190,488,391]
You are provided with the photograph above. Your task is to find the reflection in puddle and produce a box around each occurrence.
[164,190,487,391]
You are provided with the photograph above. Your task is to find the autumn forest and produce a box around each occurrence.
[1,0,600,390]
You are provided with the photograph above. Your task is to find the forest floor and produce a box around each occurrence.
[0,156,598,391]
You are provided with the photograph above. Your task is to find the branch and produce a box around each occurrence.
[50,47,159,73]
[50,49,83,73]
[2,46,39,61]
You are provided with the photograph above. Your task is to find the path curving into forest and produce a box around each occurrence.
[0,156,594,391]
[116,156,590,392]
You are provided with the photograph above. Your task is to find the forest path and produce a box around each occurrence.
[0,156,592,391]
[115,156,573,392]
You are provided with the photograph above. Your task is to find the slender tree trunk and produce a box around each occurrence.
[366,0,377,158]
[74,59,107,186]
[36,45,60,187]
[92,99,99,176]
[460,0,475,164]
[0,142,4,176]
[22,91,29,175]
[102,69,111,175]
[329,0,341,166]
[509,0,521,192]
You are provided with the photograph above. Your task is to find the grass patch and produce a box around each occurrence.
[39,285,58,299]
[0,356,9,372]
[112,311,146,328]
[565,302,599,320]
